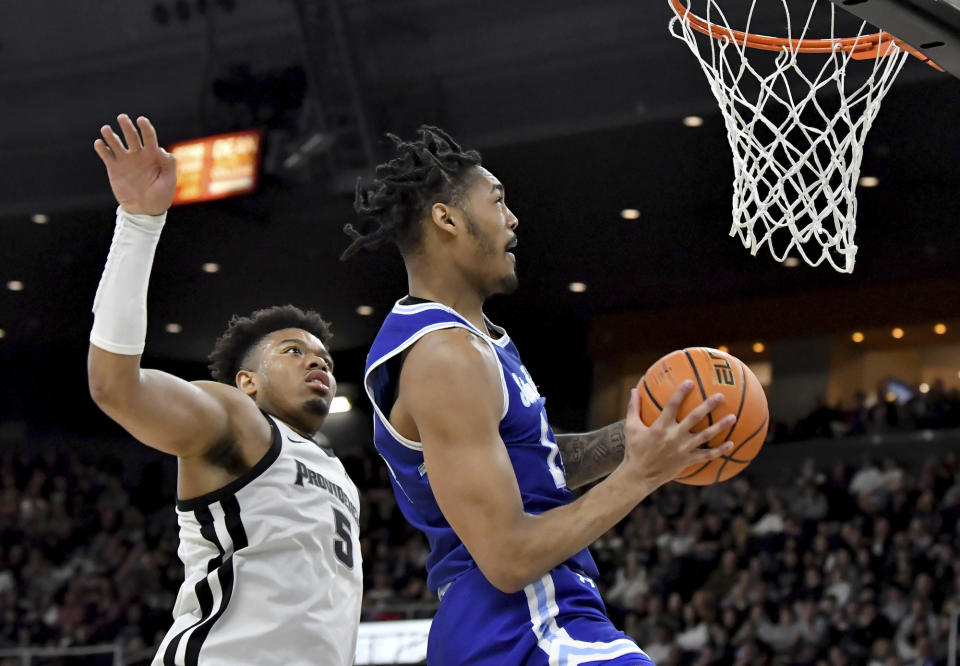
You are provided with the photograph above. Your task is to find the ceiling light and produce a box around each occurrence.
[859,176,879,188]
[283,132,335,170]
[31,214,48,224]
[329,396,351,413]
[202,262,220,273]
[568,282,587,293]
[683,115,704,128]
[165,323,183,334]
[934,323,947,335]
[752,342,765,353]
[919,383,930,394]
[784,257,800,268]
[717,345,729,353]
[6,281,23,292]
[851,331,864,343]
[620,209,640,220]
[283,153,304,169]
[891,327,904,339]
[355,305,374,316]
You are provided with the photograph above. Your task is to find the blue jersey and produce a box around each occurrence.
[363,298,599,594]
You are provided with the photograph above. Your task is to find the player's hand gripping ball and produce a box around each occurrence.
[639,347,769,485]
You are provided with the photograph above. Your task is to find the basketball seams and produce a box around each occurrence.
[726,358,748,443]
[673,458,713,482]
[711,359,750,483]
[683,349,712,427]
[680,415,767,485]
[647,348,767,486]
[672,349,716,483]
[713,416,768,484]
[642,376,662,411]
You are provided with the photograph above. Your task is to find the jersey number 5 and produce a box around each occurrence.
[332,508,354,569]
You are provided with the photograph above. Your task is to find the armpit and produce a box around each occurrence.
[204,436,250,476]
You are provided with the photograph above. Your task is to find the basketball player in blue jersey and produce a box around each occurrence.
[343,127,735,665]
[88,114,362,666]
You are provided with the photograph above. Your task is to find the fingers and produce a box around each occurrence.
[100,124,126,154]
[679,392,725,432]
[117,113,143,152]
[657,380,694,423]
[690,440,734,464]
[691,414,736,448]
[98,114,155,158]
[160,148,177,168]
[137,116,159,151]
[93,138,114,163]
[625,386,648,429]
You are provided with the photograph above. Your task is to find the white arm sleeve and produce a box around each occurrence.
[90,206,167,355]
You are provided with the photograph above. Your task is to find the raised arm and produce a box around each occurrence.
[87,114,247,457]
[555,421,626,489]
[401,328,735,594]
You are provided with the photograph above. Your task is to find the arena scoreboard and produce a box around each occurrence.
[169,129,262,205]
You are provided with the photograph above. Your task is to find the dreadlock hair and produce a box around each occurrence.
[341,126,482,260]
[208,305,332,385]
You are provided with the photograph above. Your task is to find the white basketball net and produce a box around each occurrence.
[668,0,910,273]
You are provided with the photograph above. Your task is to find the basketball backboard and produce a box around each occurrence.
[833,0,960,78]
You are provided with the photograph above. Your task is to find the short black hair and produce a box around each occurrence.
[208,305,333,385]
[341,126,482,260]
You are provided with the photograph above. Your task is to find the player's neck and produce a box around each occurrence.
[264,407,324,442]
[406,272,488,334]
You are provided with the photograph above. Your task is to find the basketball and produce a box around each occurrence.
[639,347,769,485]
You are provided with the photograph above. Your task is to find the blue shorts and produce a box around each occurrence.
[427,565,655,665]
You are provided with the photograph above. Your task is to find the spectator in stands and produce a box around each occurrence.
[895,599,940,661]
[849,458,886,497]
[6,427,960,663]
[756,604,803,655]
[606,550,649,611]
[795,481,829,523]
[640,623,676,665]
[795,395,845,440]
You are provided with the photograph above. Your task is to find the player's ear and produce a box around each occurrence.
[236,369,259,397]
[428,202,459,237]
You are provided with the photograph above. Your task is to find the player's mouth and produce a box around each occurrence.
[505,236,517,259]
[305,370,330,393]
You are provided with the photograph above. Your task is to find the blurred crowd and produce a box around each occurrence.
[0,448,436,664]
[593,451,960,665]
[0,453,180,664]
[2,431,959,665]
[782,379,960,442]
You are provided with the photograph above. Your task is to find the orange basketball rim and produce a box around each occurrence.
[667,0,944,70]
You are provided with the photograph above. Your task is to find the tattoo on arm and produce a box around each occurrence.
[555,421,626,489]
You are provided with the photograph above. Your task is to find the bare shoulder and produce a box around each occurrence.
[400,327,502,420]
[403,327,499,381]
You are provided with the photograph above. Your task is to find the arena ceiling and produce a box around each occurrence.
[1,0,958,430]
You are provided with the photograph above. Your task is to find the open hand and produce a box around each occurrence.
[94,114,176,215]
[621,380,734,490]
